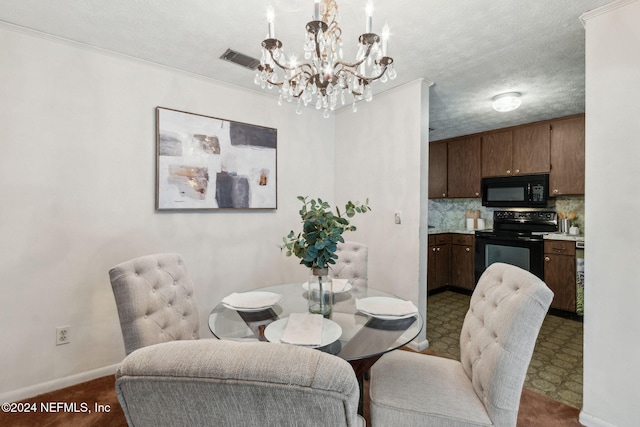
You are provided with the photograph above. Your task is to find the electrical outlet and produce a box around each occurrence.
[56,326,71,345]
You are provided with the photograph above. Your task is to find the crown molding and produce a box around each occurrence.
[580,0,638,28]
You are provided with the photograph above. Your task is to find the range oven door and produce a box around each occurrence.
[474,232,544,283]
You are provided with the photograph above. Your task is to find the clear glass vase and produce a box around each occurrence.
[308,268,333,316]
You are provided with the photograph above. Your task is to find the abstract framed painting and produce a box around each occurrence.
[156,107,277,210]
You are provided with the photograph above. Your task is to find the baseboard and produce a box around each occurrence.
[0,363,120,403]
[407,338,429,352]
[579,410,617,427]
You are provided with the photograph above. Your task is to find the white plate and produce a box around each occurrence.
[356,296,418,320]
[357,310,418,320]
[221,292,282,312]
[222,303,278,312]
[264,317,342,348]
[302,282,353,293]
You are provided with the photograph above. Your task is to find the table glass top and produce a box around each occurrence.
[208,283,423,361]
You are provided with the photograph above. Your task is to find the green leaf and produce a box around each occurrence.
[280,196,371,270]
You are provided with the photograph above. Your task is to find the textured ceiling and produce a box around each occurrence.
[0,0,612,141]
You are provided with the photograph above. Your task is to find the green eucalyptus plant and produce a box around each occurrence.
[281,196,371,271]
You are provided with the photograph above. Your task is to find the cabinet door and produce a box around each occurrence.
[447,137,481,198]
[544,253,576,312]
[451,244,475,290]
[550,115,585,196]
[481,130,512,177]
[427,243,450,291]
[435,244,450,288]
[429,142,448,198]
[512,123,551,175]
[427,245,437,292]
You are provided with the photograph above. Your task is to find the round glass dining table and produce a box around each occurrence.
[208,283,423,376]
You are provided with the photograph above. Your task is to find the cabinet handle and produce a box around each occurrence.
[442,193,446,197]
[515,169,520,174]
[506,170,511,175]
[466,247,470,252]
[545,256,550,262]
[553,189,559,194]
[432,247,436,252]
[436,247,440,252]
[475,192,479,196]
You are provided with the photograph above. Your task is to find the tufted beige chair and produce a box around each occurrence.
[116,339,365,427]
[331,241,368,288]
[369,263,553,427]
[109,253,200,355]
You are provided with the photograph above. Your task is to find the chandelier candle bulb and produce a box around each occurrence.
[267,6,275,38]
[314,0,321,21]
[381,23,389,56]
[366,1,374,33]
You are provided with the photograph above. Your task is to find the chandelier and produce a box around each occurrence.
[255,0,396,117]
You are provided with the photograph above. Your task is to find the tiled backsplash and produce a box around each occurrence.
[428,196,585,233]
[554,196,585,233]
[428,198,497,230]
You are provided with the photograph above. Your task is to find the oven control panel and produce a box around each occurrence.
[493,210,557,232]
[494,210,557,222]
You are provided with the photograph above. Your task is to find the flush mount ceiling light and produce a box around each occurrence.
[255,0,396,117]
[492,92,521,112]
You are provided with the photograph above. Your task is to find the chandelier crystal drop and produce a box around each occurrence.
[255,0,396,117]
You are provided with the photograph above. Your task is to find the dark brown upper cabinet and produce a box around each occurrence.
[428,141,448,198]
[550,115,585,196]
[481,123,550,178]
[447,136,481,198]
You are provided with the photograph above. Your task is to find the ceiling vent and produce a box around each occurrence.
[220,48,260,70]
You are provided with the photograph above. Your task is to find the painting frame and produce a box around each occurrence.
[155,107,277,211]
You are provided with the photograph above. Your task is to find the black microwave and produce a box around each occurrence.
[481,174,549,208]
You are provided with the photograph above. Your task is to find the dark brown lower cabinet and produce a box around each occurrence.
[544,240,576,312]
[450,234,475,290]
[428,233,475,293]
[428,234,450,292]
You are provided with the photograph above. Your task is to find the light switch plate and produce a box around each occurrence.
[394,211,402,224]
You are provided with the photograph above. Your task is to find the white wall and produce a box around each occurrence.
[334,80,428,348]
[0,24,335,400]
[581,1,640,426]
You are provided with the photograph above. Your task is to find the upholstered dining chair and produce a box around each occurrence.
[331,241,368,288]
[369,262,553,427]
[115,339,365,427]
[108,253,200,355]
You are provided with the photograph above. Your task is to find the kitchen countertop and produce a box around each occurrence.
[428,228,484,235]
[428,228,585,242]
[543,233,584,242]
